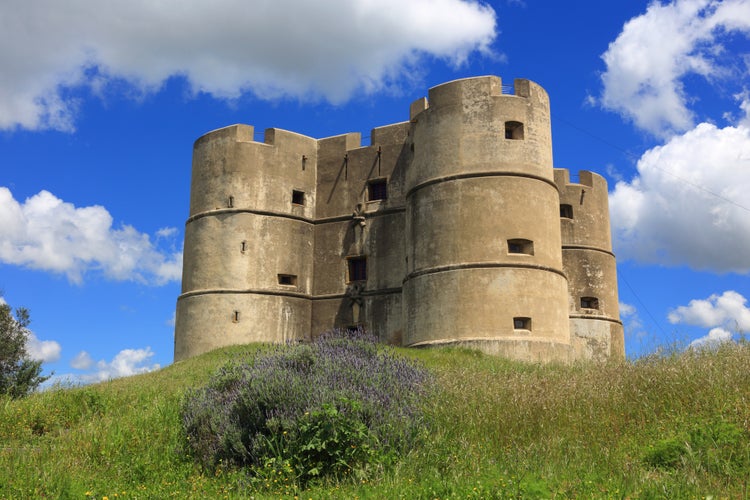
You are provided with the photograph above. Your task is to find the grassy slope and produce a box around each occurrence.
[2,342,749,499]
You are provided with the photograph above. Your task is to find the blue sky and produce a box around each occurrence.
[1,0,749,383]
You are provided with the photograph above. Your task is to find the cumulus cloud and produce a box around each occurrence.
[70,351,94,370]
[26,332,62,363]
[600,0,750,137]
[75,348,160,383]
[689,327,733,348]
[670,291,750,348]
[0,294,61,363]
[0,0,497,131]
[669,290,750,331]
[0,187,182,284]
[609,100,750,272]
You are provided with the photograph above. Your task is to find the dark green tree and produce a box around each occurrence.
[0,303,50,398]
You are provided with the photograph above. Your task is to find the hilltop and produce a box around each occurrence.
[2,342,749,498]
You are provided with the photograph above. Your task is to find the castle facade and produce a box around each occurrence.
[174,76,624,362]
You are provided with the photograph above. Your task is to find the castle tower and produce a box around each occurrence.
[402,76,572,361]
[555,169,625,360]
[174,125,318,361]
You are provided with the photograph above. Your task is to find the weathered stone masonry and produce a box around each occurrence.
[174,75,624,362]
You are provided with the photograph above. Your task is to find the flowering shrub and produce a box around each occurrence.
[181,329,432,484]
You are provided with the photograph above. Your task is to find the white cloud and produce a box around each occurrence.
[609,107,750,272]
[0,295,61,363]
[71,351,94,370]
[600,0,750,137]
[26,331,62,363]
[0,0,497,132]
[689,326,733,348]
[79,348,160,383]
[668,290,750,331]
[0,187,182,284]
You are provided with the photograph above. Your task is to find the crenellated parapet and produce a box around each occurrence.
[175,75,624,363]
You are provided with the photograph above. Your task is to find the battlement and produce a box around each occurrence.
[193,123,255,148]
[554,169,608,191]
[408,76,545,122]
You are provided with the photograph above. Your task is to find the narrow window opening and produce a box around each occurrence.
[508,239,534,255]
[232,310,240,323]
[513,317,531,330]
[292,190,305,205]
[560,204,573,219]
[278,274,298,286]
[240,240,247,253]
[581,297,600,310]
[347,256,367,282]
[228,195,234,208]
[505,121,524,140]
[367,178,387,201]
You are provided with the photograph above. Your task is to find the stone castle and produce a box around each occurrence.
[174,75,624,362]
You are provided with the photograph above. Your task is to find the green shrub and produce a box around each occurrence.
[181,330,432,486]
[644,420,748,475]
[644,437,687,468]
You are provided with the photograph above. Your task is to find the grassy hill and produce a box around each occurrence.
[2,341,749,499]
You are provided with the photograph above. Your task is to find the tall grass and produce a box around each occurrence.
[2,341,749,498]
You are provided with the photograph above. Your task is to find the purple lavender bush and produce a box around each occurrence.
[181,329,432,484]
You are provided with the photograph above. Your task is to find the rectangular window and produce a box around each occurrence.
[504,121,524,140]
[508,239,534,255]
[232,310,240,323]
[580,297,599,309]
[292,190,305,205]
[367,179,388,201]
[513,317,531,330]
[347,256,367,282]
[560,204,573,219]
[278,274,298,286]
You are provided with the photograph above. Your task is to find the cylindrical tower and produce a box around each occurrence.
[402,76,572,362]
[555,169,624,360]
[174,125,318,361]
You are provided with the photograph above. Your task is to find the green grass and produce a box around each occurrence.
[2,341,750,499]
